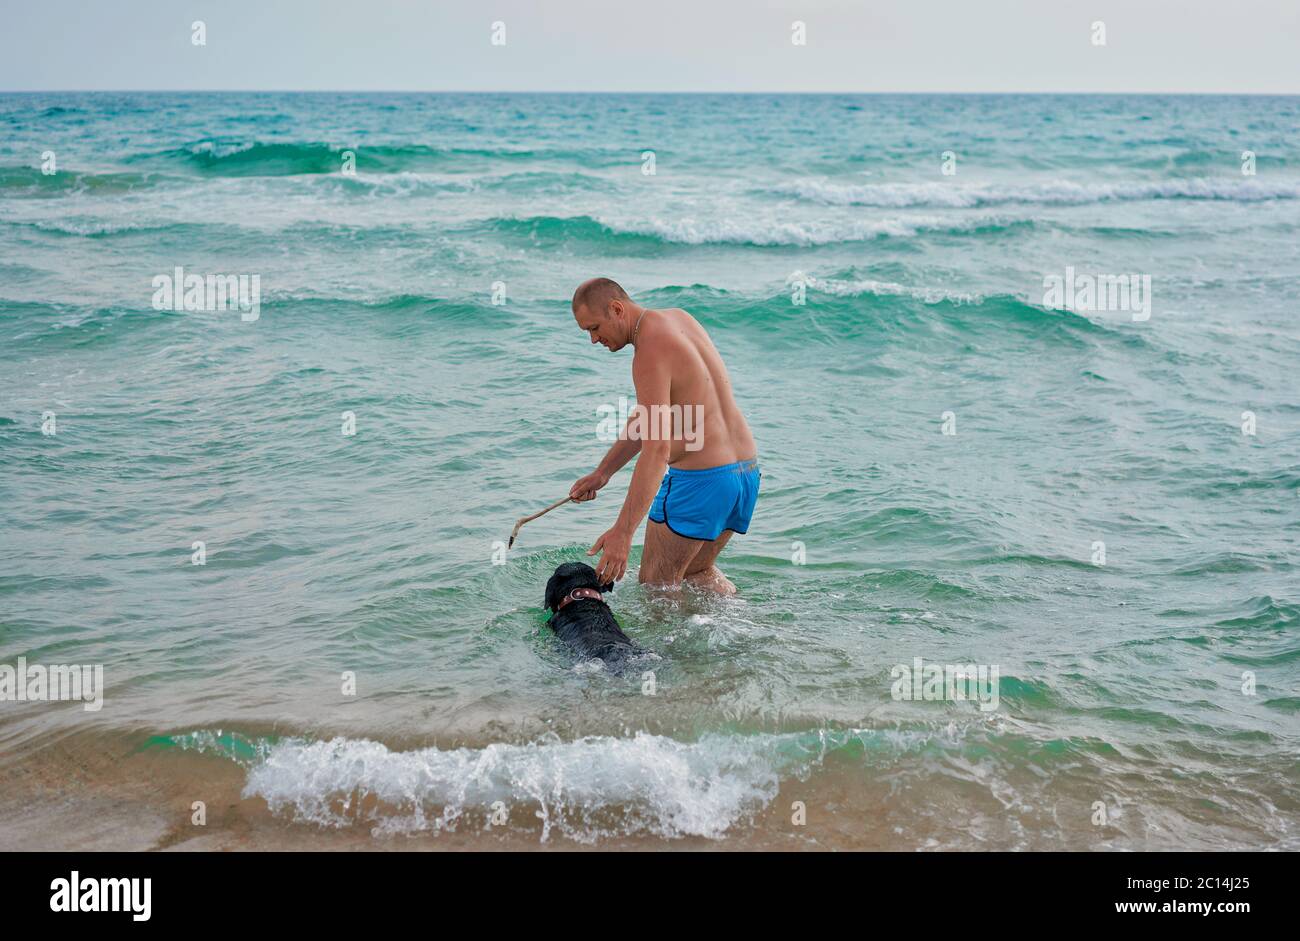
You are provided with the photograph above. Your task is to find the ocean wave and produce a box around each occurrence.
[765,177,1300,208]
[163,725,1032,843]
[1214,596,1300,636]
[617,216,931,246]
[648,282,1116,344]
[0,165,172,197]
[314,168,618,198]
[0,217,189,237]
[0,283,1117,357]
[484,213,1033,248]
[128,140,355,176]
[157,722,1098,845]
[1130,149,1234,170]
[802,275,981,304]
[1168,551,1287,576]
[124,140,621,176]
[0,295,522,353]
[169,729,816,841]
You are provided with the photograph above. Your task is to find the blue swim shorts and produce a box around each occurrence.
[648,458,760,541]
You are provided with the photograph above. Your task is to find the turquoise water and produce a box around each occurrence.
[1,93,1298,848]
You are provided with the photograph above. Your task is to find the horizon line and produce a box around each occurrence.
[3,89,1299,96]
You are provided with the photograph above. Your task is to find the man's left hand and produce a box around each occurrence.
[588,525,632,583]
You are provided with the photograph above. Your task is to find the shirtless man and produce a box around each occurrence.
[569,278,759,594]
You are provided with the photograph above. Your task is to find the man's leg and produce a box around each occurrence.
[640,520,704,586]
[683,531,736,595]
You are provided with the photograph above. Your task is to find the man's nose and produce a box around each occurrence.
[590,334,598,344]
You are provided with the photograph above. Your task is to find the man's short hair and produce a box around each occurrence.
[572,278,630,315]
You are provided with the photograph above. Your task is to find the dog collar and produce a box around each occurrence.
[557,587,603,612]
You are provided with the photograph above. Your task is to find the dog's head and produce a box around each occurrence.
[545,561,614,613]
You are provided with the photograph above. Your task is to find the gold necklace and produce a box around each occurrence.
[632,308,647,343]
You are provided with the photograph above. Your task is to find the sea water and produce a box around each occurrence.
[1,93,1297,848]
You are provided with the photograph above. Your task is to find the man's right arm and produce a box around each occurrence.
[596,428,642,479]
[570,416,643,501]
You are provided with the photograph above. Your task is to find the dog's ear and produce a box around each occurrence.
[599,581,615,593]
[544,572,564,612]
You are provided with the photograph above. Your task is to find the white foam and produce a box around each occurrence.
[804,276,982,304]
[768,177,1300,208]
[184,140,259,158]
[241,731,788,842]
[607,214,975,246]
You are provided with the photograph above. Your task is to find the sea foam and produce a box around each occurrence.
[767,177,1300,208]
[240,731,789,841]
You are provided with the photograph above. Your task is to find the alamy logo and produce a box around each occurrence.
[151,266,261,321]
[50,871,150,921]
[596,396,704,451]
[0,657,104,711]
[890,657,1000,712]
[1042,266,1151,321]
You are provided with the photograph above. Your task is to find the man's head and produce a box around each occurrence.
[572,277,640,351]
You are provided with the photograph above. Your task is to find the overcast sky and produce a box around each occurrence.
[2,0,1297,93]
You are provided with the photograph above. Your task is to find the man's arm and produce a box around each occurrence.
[599,417,644,477]
[589,350,672,582]
[570,415,643,501]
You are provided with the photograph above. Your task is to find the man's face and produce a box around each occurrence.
[575,303,623,351]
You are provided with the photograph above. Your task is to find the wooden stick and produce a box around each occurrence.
[507,496,575,548]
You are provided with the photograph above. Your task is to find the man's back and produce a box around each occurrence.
[636,307,756,470]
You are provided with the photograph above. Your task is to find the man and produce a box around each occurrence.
[569,278,759,594]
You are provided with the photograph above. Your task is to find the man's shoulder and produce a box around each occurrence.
[650,307,697,338]
[639,310,692,354]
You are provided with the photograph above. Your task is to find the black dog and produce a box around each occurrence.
[544,562,643,671]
